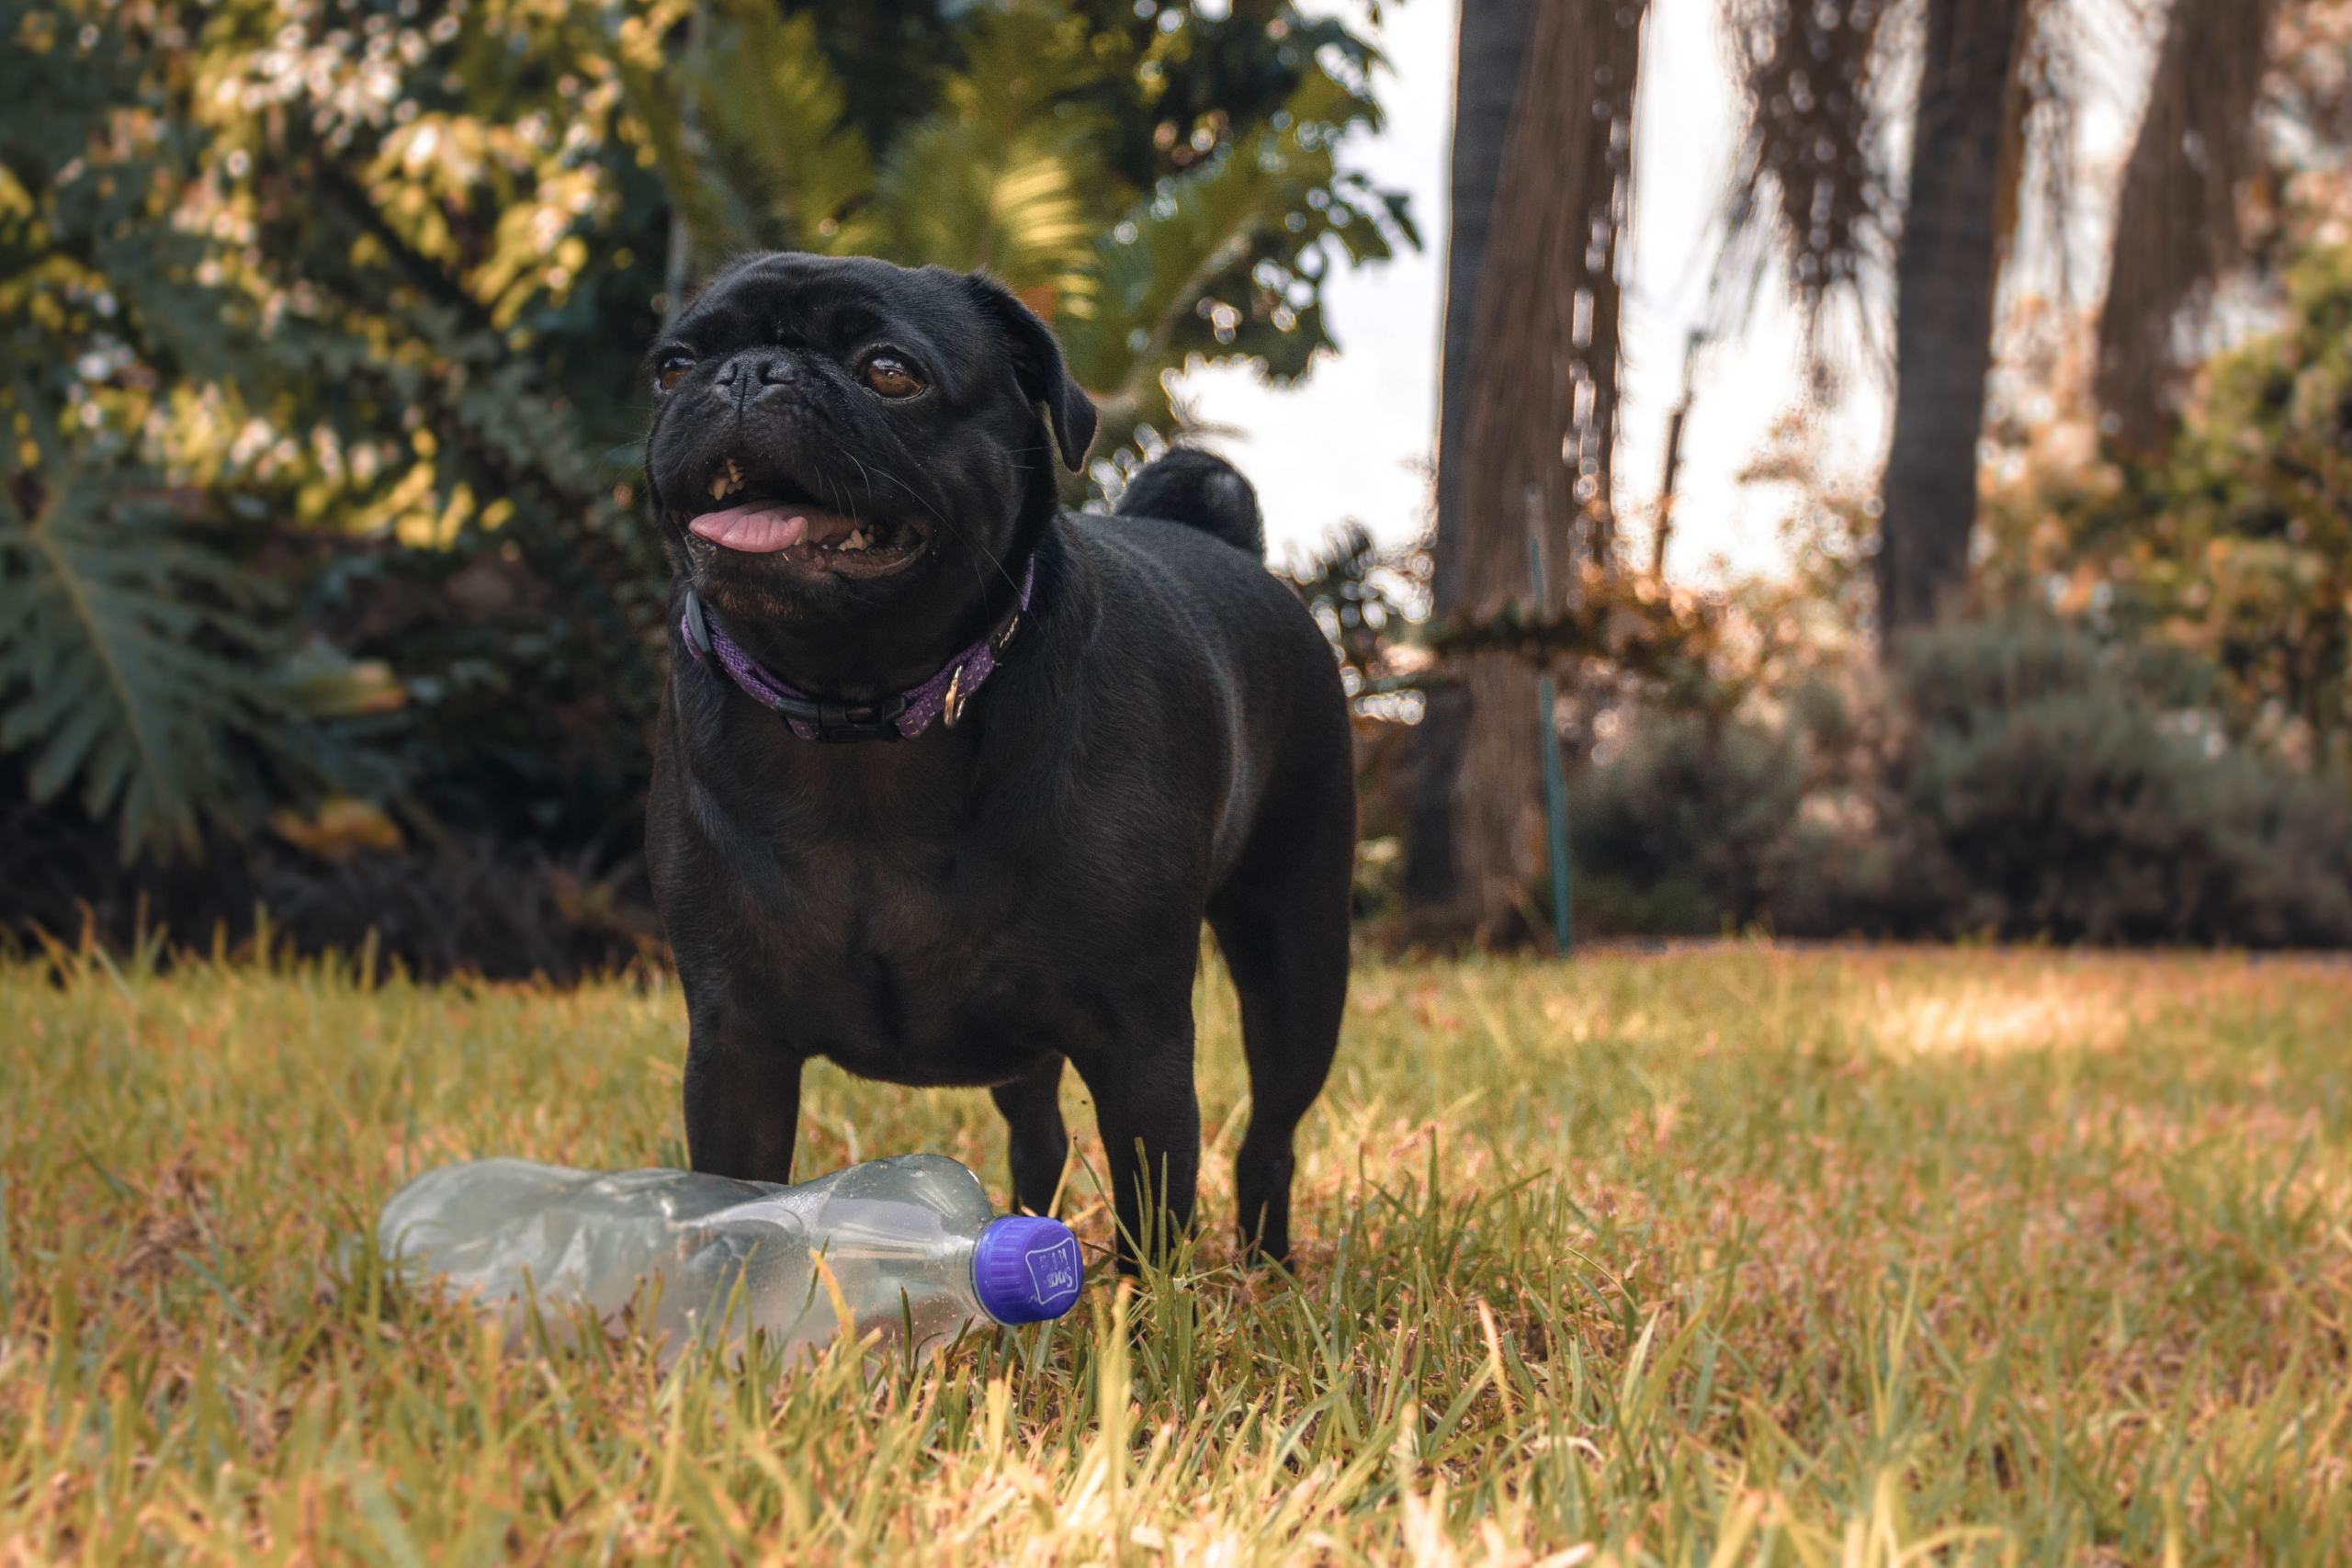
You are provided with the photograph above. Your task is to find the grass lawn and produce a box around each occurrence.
[5,940,2351,1565]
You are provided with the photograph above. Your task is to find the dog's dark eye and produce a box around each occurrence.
[654,354,695,392]
[862,355,925,400]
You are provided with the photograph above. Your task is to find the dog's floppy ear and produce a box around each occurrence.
[965,272,1099,471]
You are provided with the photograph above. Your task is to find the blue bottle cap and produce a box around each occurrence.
[971,1215,1085,1325]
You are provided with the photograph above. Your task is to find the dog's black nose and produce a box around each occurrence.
[713,351,796,410]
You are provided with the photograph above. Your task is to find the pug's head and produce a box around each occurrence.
[644,253,1096,693]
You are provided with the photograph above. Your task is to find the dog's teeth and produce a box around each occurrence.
[707,459,744,501]
[842,529,867,551]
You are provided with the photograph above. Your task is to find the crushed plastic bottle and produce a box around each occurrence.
[378,1153,1085,1359]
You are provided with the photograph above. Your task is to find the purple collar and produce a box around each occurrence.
[678,560,1034,742]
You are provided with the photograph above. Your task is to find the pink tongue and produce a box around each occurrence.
[689,503,809,554]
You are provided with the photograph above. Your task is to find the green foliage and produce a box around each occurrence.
[1071,73,1406,476]
[1,0,674,863]
[863,6,1112,293]
[1981,222,2352,774]
[0,0,1409,867]
[0,0,402,858]
[650,6,876,257]
[636,0,1413,489]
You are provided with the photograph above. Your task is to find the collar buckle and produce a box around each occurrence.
[769,692,909,742]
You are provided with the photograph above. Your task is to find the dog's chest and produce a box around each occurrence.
[709,790,1142,1084]
[656,671,1214,1085]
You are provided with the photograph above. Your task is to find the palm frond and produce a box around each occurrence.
[1718,0,1900,344]
[612,0,874,267]
[689,0,874,257]
[1062,71,1400,470]
[865,5,1113,306]
[2095,0,2278,452]
[0,457,285,861]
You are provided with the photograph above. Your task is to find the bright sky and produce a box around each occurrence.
[1172,0,1851,581]
[1175,0,2154,582]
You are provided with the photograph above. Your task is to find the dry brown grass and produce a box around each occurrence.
[4,940,2350,1563]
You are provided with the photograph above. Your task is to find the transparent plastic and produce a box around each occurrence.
[377,1153,1083,1359]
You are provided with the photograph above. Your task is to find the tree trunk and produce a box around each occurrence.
[2094,0,2276,453]
[1409,0,1646,944]
[1430,0,1538,615]
[1877,0,2030,634]
[1409,0,1534,927]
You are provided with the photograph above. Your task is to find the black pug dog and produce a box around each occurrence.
[641,252,1354,1265]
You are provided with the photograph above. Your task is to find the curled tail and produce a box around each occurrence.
[1112,448,1264,558]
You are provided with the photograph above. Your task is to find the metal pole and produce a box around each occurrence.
[1527,492,1573,957]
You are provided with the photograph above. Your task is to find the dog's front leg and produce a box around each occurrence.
[991,1054,1070,1217]
[1071,1043,1200,1270]
[682,1008,803,1184]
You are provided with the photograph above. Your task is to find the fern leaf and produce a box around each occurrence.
[0,459,285,861]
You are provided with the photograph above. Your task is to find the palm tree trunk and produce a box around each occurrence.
[1877,0,2030,633]
[1408,0,1535,928]
[1410,0,1646,944]
[2094,0,2276,453]
[1430,0,1538,615]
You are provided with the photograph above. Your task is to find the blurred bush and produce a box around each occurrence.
[1566,620,2352,946]
[1889,624,2352,944]
[0,757,665,976]
[1566,710,1813,938]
